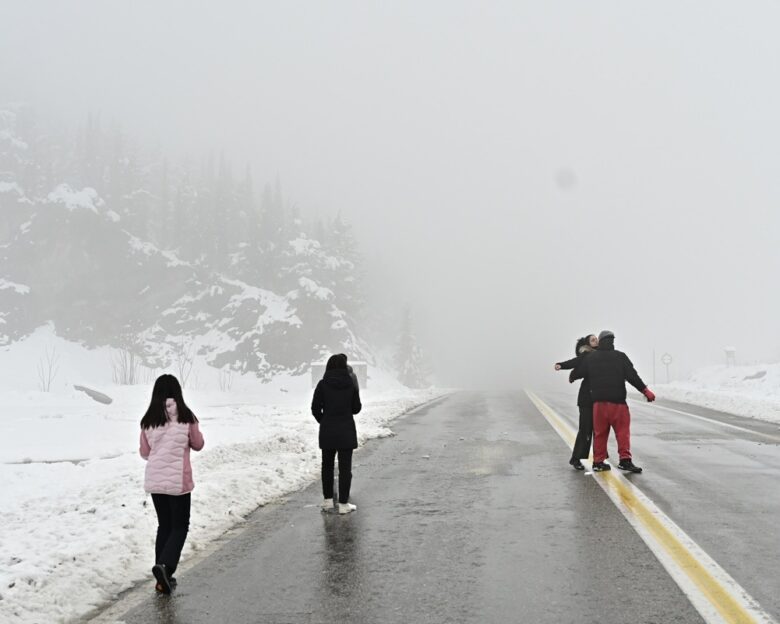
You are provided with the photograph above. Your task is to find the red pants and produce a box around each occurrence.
[592,402,632,463]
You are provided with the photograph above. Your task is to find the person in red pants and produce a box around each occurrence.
[571,330,655,473]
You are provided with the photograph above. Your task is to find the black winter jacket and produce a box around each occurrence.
[311,369,362,450]
[571,339,647,404]
[556,353,593,407]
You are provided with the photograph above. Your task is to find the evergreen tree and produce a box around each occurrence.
[79,112,104,192]
[155,157,170,244]
[107,123,124,205]
[213,152,231,263]
[326,212,365,322]
[395,308,431,388]
[261,178,285,243]
[259,179,286,287]
[173,171,188,237]
[240,164,257,245]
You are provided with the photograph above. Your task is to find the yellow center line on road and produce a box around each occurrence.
[526,390,777,624]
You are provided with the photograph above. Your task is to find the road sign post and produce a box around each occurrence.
[661,353,673,383]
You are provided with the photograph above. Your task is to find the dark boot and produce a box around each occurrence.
[618,459,643,473]
[152,564,173,594]
[592,461,611,472]
[569,458,585,471]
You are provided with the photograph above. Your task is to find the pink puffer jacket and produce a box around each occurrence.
[139,399,205,495]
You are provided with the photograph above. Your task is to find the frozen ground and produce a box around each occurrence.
[659,362,780,424]
[0,327,448,624]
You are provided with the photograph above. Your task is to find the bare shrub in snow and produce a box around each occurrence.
[111,348,140,385]
[175,339,194,388]
[188,370,200,390]
[218,368,234,392]
[37,346,59,392]
[141,366,160,384]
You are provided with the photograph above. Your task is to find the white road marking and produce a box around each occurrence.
[629,400,780,443]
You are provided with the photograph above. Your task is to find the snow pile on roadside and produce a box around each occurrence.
[0,333,449,624]
[659,363,780,423]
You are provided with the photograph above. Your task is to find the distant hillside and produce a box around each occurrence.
[0,107,368,379]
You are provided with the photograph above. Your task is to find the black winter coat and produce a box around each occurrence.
[571,340,646,404]
[311,369,362,450]
[556,353,593,407]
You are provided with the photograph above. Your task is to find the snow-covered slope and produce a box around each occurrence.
[0,107,370,379]
[658,363,780,424]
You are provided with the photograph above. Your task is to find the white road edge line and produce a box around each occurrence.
[527,390,778,624]
[629,399,780,443]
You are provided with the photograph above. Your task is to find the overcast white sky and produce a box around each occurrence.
[2,1,779,387]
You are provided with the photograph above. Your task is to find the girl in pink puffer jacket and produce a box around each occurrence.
[139,374,204,594]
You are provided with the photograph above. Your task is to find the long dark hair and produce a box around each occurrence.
[141,374,198,429]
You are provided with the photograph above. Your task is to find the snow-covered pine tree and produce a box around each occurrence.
[212,152,231,265]
[325,213,365,323]
[239,164,257,246]
[258,179,286,288]
[395,308,431,388]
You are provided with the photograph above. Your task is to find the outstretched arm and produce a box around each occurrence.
[555,356,580,371]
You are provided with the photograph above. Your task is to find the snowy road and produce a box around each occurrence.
[97,392,710,624]
[540,390,780,623]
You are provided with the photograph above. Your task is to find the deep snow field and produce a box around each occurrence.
[0,327,446,623]
[659,362,780,424]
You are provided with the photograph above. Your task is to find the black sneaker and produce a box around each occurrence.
[152,564,173,594]
[618,460,643,473]
[569,459,585,471]
[592,462,611,472]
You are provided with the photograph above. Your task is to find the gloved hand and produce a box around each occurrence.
[642,387,656,402]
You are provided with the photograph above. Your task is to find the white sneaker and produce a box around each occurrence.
[338,502,357,515]
[321,498,334,512]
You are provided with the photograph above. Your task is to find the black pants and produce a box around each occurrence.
[570,405,594,461]
[151,493,191,575]
[321,449,353,504]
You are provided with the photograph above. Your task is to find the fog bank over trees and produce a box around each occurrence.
[2,1,780,387]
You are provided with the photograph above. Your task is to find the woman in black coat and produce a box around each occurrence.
[311,354,362,514]
[554,334,598,470]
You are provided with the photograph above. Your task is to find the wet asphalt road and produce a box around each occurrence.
[543,389,780,622]
[110,391,709,624]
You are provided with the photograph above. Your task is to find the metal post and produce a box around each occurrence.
[661,353,673,384]
[653,349,656,386]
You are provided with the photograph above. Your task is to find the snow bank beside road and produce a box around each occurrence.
[659,363,780,424]
[0,334,449,624]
